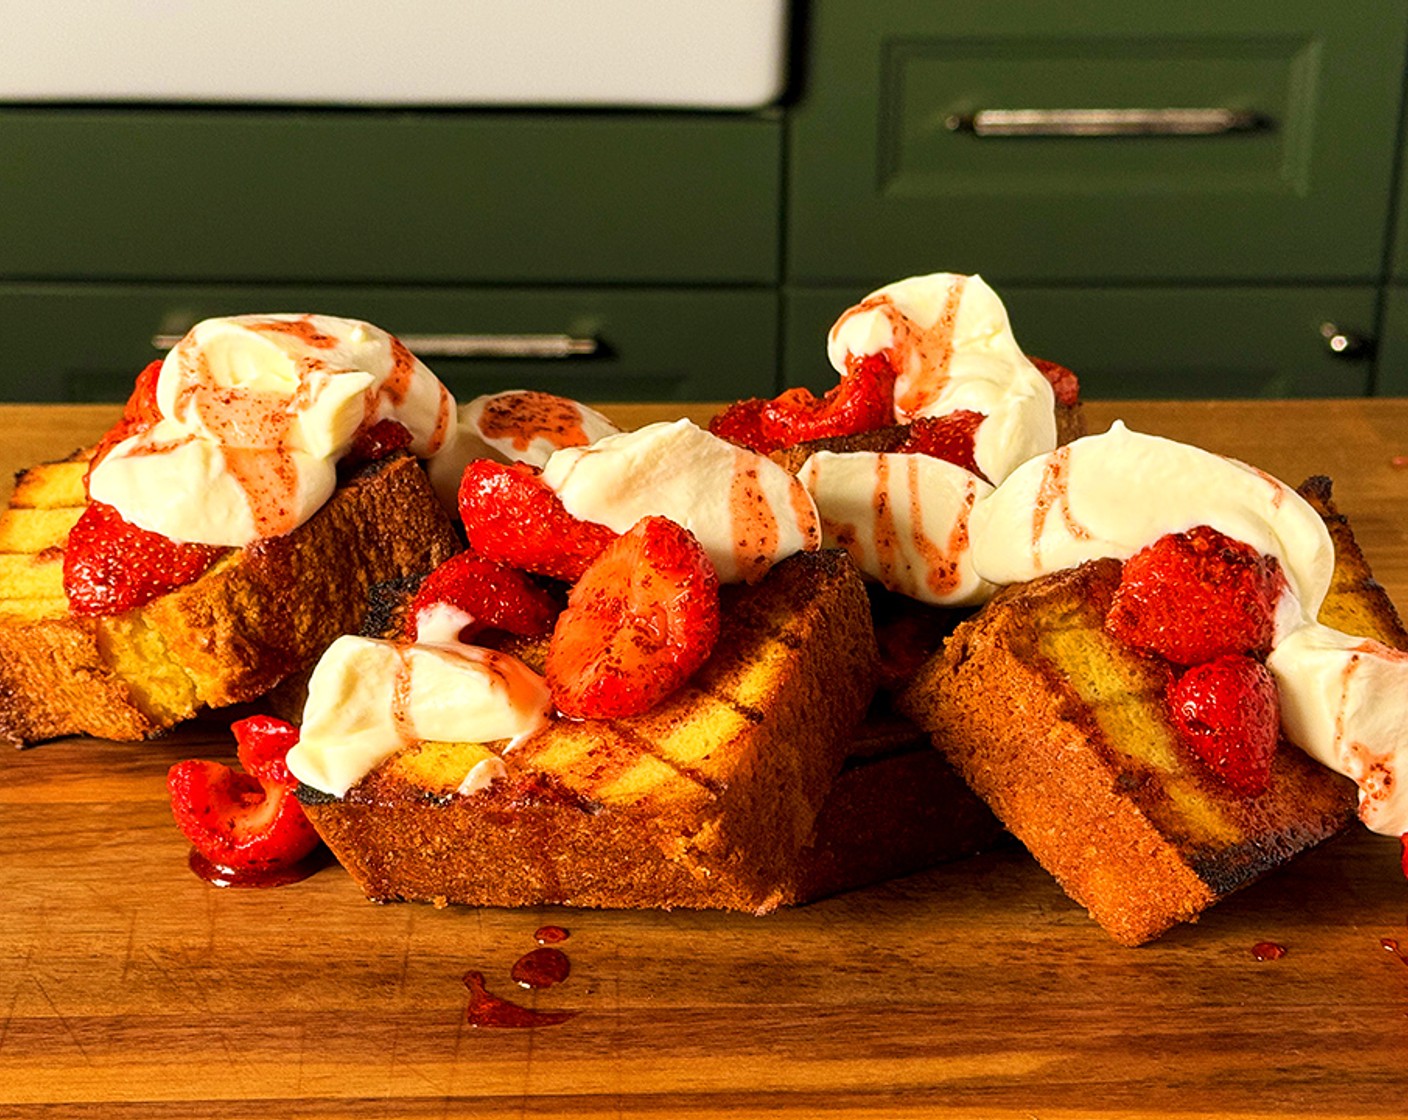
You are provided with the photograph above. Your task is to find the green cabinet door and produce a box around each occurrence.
[0,109,781,285]
[788,0,1407,284]
[0,284,779,403]
[784,284,1377,398]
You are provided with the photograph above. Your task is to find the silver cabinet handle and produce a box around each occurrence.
[944,108,1265,137]
[152,332,599,359]
[1319,321,1372,360]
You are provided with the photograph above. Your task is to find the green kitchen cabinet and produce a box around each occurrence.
[0,285,777,404]
[787,0,1407,287]
[1371,288,1408,395]
[784,284,1379,399]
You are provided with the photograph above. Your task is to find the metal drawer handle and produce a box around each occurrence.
[945,108,1265,137]
[152,332,599,359]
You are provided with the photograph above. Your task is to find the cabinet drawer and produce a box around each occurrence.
[0,284,778,403]
[0,109,781,285]
[788,1,1406,284]
[784,284,1377,398]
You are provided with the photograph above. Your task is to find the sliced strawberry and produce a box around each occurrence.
[409,551,559,643]
[1169,655,1279,798]
[546,516,720,719]
[894,410,988,480]
[707,397,774,455]
[458,460,617,582]
[86,359,164,487]
[343,418,413,470]
[168,717,321,871]
[1105,526,1283,666]
[63,501,224,616]
[710,353,897,454]
[1028,356,1081,407]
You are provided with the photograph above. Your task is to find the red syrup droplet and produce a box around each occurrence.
[187,846,332,888]
[534,924,569,945]
[1251,941,1288,961]
[462,971,577,1029]
[512,947,571,990]
[1381,938,1408,968]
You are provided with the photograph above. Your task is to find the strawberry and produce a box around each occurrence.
[343,418,413,470]
[546,516,720,719]
[86,358,164,486]
[63,501,224,616]
[458,460,617,582]
[167,716,322,871]
[894,410,988,480]
[1169,655,1280,797]
[1028,356,1081,407]
[707,397,774,454]
[409,551,559,643]
[1105,526,1282,666]
[709,353,897,454]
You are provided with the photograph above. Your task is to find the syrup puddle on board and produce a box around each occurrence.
[464,925,578,1029]
[1251,940,1287,962]
[187,846,332,888]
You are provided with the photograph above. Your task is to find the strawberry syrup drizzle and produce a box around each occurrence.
[462,971,577,1029]
[907,461,979,600]
[390,645,418,745]
[1251,941,1287,961]
[1030,446,1093,568]
[480,391,591,454]
[512,948,571,989]
[728,449,781,583]
[187,846,332,888]
[833,278,966,419]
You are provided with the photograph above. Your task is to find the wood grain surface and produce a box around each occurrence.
[2,400,1407,1119]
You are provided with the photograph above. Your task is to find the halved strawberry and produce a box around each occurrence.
[1106,526,1283,666]
[894,410,988,480]
[63,501,224,616]
[546,516,720,719]
[1169,655,1279,797]
[1028,356,1081,407]
[167,717,321,871]
[709,353,897,454]
[409,551,559,643]
[458,460,617,582]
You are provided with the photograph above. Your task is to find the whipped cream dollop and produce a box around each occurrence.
[541,418,821,583]
[827,273,1056,484]
[89,314,457,547]
[427,390,619,508]
[286,616,551,798]
[970,422,1335,623]
[1269,626,1408,836]
[797,450,994,606]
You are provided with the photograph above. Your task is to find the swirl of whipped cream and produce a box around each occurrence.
[540,419,821,584]
[826,272,1056,485]
[89,314,457,547]
[969,421,1335,622]
[797,450,994,606]
[286,621,551,799]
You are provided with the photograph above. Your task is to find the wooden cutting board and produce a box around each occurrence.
[2,399,1406,1118]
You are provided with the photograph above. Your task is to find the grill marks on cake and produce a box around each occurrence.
[480,391,591,454]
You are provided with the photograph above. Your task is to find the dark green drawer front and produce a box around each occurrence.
[789,1,1406,284]
[0,110,780,285]
[0,284,778,404]
[784,285,1377,398]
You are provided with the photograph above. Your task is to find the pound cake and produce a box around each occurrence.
[297,550,884,912]
[0,313,462,743]
[899,423,1408,944]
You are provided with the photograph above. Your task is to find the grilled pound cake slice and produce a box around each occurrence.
[299,550,884,913]
[897,481,1399,945]
[0,452,458,744]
